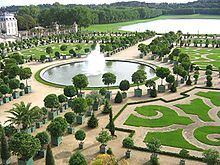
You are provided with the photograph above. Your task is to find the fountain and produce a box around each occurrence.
[84,44,105,76]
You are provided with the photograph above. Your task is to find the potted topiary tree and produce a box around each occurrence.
[96,129,112,154]
[58,94,68,112]
[19,83,25,96]
[19,67,32,94]
[165,74,175,89]
[47,117,68,146]
[102,100,112,114]
[8,132,41,165]
[45,145,55,165]
[132,69,146,97]
[86,97,94,116]
[60,45,67,59]
[86,91,102,111]
[64,112,76,134]
[44,94,60,120]
[102,72,116,100]
[35,131,50,158]
[156,67,170,93]
[119,80,130,98]
[0,84,10,103]
[75,130,86,149]
[145,79,156,96]
[41,107,48,124]
[9,78,20,99]
[72,74,88,98]
[122,137,134,158]
[1,130,11,165]
[70,97,88,124]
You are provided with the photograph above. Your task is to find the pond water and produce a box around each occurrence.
[120,19,220,34]
[41,61,155,87]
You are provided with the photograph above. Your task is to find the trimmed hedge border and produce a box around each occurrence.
[111,86,220,162]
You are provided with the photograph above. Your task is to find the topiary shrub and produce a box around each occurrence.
[99,88,107,96]
[150,153,159,165]
[122,137,134,148]
[107,148,113,155]
[69,151,87,165]
[179,149,190,158]
[35,131,50,149]
[170,82,177,93]
[87,114,98,128]
[64,112,76,126]
[114,91,123,103]
[102,100,112,114]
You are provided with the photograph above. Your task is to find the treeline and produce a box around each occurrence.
[13,4,162,30]
[164,8,220,15]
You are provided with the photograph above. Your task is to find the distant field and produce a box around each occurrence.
[84,14,220,32]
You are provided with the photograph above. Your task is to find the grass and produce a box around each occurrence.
[144,129,202,151]
[218,111,220,119]
[180,47,220,69]
[175,98,213,122]
[196,91,220,106]
[124,105,193,128]
[84,14,220,32]
[194,126,220,146]
[8,43,91,59]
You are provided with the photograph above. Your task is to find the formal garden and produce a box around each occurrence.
[0,27,220,165]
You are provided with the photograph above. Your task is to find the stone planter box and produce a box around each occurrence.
[31,125,36,133]
[42,118,48,124]
[12,91,20,99]
[179,159,185,165]
[0,99,3,105]
[2,157,11,165]
[79,142,84,149]
[60,106,65,113]
[92,101,99,111]
[100,144,108,154]
[147,89,152,96]
[22,128,32,134]
[158,85,165,93]
[125,150,131,158]
[87,110,93,116]
[76,115,85,124]
[37,149,46,158]
[62,55,66,60]
[64,103,69,109]
[4,96,10,103]
[9,96,13,101]
[134,88,142,97]
[77,92,85,98]
[51,136,62,146]
[20,90,25,96]
[105,91,112,100]
[24,86,32,94]
[67,127,75,134]
[36,121,43,128]
[48,111,58,120]
[122,92,127,99]
[180,78,185,84]
[18,157,34,165]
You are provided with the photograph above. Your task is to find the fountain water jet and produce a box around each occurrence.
[84,44,105,76]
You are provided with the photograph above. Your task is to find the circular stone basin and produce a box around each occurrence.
[41,60,156,88]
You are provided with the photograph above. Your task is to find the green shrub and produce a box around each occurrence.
[102,100,112,114]
[186,76,192,85]
[107,148,113,155]
[179,149,190,158]
[35,131,50,147]
[69,151,87,165]
[114,91,123,103]
[87,114,98,128]
[150,86,157,98]
[122,137,134,148]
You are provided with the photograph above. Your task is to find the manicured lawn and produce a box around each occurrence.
[8,43,91,59]
[124,105,193,127]
[84,14,220,32]
[194,126,220,146]
[196,91,220,106]
[175,99,213,122]
[180,47,220,69]
[144,129,202,151]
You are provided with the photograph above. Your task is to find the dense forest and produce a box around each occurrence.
[0,0,220,30]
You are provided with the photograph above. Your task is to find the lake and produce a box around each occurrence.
[120,19,220,34]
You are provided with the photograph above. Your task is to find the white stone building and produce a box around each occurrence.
[0,13,18,36]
